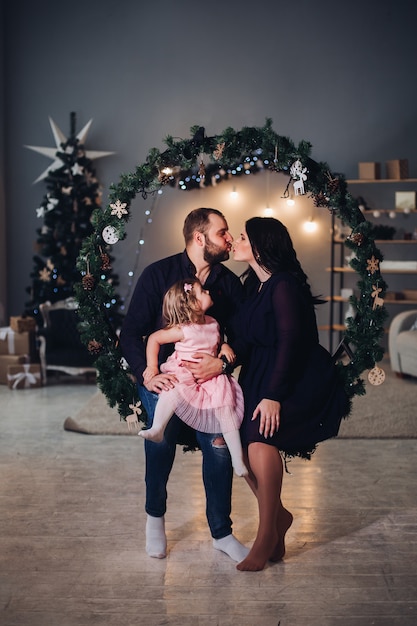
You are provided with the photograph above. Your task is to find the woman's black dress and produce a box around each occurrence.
[234,272,350,458]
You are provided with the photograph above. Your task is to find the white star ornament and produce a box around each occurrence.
[25,117,115,184]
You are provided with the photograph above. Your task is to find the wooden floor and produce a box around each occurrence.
[1,379,416,626]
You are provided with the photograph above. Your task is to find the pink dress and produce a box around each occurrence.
[159,315,244,433]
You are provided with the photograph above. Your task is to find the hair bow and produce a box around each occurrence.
[184,283,193,293]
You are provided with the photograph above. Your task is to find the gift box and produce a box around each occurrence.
[358,162,381,180]
[0,354,29,384]
[395,191,416,211]
[386,159,409,180]
[7,363,42,390]
[0,327,32,356]
[10,316,37,333]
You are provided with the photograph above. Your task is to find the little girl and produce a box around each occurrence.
[140,278,248,477]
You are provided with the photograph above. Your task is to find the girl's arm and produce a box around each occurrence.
[218,341,236,364]
[143,326,184,383]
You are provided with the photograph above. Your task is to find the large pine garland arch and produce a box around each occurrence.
[75,119,388,419]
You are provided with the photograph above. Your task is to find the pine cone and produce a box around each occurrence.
[82,273,95,290]
[349,232,365,246]
[100,253,111,270]
[268,161,280,172]
[313,192,329,208]
[327,177,340,194]
[88,339,102,355]
[158,172,171,185]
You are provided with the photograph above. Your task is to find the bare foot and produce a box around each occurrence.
[236,532,278,572]
[269,508,293,562]
[138,429,164,443]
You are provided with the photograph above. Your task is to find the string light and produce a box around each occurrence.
[264,169,273,215]
[230,185,238,198]
[286,195,295,206]
[303,217,317,233]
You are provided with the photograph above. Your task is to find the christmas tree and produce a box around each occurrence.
[25,113,121,326]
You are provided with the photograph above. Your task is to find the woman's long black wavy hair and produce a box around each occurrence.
[241,217,324,305]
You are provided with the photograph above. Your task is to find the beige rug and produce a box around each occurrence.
[64,359,417,438]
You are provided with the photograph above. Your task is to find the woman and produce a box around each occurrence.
[232,217,350,571]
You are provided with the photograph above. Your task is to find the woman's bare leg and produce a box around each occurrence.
[237,442,291,571]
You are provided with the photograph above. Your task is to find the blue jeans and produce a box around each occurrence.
[138,385,233,540]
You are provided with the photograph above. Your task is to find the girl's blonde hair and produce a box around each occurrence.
[162,278,204,327]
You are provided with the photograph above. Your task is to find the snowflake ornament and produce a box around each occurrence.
[366,255,380,274]
[213,142,225,160]
[110,199,128,219]
[46,195,59,212]
[39,267,51,282]
[84,170,96,186]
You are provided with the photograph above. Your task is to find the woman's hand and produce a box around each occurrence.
[252,399,281,438]
[143,373,178,393]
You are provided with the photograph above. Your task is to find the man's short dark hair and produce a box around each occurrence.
[183,208,225,244]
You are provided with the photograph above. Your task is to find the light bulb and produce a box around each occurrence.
[230,186,238,198]
[264,207,273,216]
[303,218,317,233]
[286,197,295,206]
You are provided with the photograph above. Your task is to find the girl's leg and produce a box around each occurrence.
[237,442,292,572]
[139,393,176,442]
[221,430,248,477]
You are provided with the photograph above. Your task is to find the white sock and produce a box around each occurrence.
[213,534,250,562]
[145,514,167,559]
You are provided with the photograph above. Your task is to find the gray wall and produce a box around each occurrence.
[3,0,417,347]
[0,1,6,325]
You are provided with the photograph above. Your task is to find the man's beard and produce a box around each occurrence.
[203,239,230,264]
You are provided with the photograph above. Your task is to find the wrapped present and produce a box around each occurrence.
[0,327,31,356]
[0,354,29,384]
[10,316,37,333]
[0,327,38,361]
[7,363,42,389]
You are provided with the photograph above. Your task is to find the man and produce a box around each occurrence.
[120,207,249,562]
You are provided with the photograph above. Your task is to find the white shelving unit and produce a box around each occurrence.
[323,179,417,353]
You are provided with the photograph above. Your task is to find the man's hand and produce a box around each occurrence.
[181,352,222,384]
[144,373,178,393]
